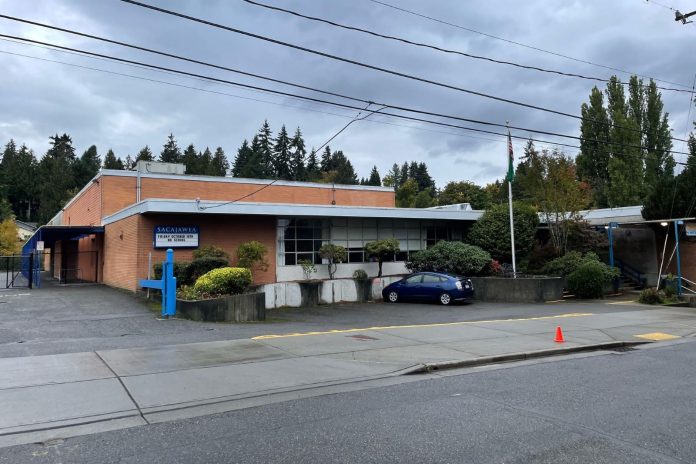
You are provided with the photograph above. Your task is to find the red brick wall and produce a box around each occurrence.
[103,214,277,291]
[139,177,394,207]
[103,215,141,291]
[63,181,102,226]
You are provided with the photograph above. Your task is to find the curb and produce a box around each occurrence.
[406,341,648,374]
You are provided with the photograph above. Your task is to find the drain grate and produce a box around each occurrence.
[606,346,637,353]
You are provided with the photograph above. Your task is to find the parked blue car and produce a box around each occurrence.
[382,272,474,305]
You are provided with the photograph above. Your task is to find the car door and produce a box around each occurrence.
[420,273,445,300]
[399,274,423,299]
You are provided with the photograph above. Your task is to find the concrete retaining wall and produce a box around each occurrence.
[261,276,403,309]
[469,277,564,303]
[177,292,266,322]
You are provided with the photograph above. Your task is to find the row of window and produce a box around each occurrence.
[277,218,467,266]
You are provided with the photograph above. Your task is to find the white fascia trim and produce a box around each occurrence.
[100,170,395,192]
[102,199,484,225]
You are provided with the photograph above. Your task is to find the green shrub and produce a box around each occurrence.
[567,260,618,299]
[467,202,539,263]
[193,245,230,261]
[177,285,202,301]
[541,251,603,277]
[352,269,368,280]
[639,288,666,305]
[364,238,400,277]
[153,261,191,286]
[193,267,253,297]
[319,243,347,279]
[298,259,316,280]
[237,241,269,272]
[186,257,229,283]
[406,241,491,276]
[662,284,676,300]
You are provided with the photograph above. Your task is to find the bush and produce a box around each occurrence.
[639,288,666,305]
[186,257,229,283]
[177,285,202,301]
[193,267,253,297]
[481,259,503,276]
[319,243,347,279]
[467,202,539,263]
[566,260,618,299]
[153,261,191,286]
[364,238,400,277]
[193,245,230,261]
[352,269,368,280]
[662,283,676,300]
[541,251,604,277]
[237,241,269,272]
[406,241,491,276]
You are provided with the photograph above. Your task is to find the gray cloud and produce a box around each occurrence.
[0,0,694,186]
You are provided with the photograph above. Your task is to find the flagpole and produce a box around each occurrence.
[506,122,517,278]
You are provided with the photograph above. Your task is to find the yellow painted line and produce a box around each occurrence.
[607,300,638,305]
[635,332,681,341]
[545,300,567,304]
[251,313,594,340]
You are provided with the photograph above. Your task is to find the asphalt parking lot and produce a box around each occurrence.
[0,279,661,358]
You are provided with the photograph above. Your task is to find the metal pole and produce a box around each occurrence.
[28,252,34,289]
[508,181,517,277]
[607,223,615,268]
[674,221,683,296]
[656,229,669,290]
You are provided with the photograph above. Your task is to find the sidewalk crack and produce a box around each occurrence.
[93,351,150,425]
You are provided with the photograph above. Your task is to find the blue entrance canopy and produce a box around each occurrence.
[22,225,105,255]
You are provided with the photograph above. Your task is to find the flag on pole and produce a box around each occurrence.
[505,129,514,182]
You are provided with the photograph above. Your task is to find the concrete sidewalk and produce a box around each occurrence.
[2,305,696,447]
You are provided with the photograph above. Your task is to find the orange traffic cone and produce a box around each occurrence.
[555,326,565,343]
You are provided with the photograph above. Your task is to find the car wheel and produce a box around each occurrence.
[439,292,452,305]
[387,291,399,303]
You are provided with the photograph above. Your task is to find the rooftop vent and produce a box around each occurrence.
[136,161,186,175]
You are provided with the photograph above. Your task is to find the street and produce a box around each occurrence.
[2,338,694,463]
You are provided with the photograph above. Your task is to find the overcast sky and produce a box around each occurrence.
[0,0,695,187]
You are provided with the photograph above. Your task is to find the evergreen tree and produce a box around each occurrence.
[642,80,674,197]
[103,149,124,170]
[124,155,135,170]
[135,145,154,163]
[159,133,182,163]
[232,140,252,177]
[577,87,611,207]
[210,147,229,176]
[320,146,332,172]
[74,145,101,188]
[37,134,78,222]
[1,140,39,221]
[305,148,320,182]
[382,163,401,188]
[321,150,358,184]
[367,166,381,186]
[241,135,266,178]
[289,127,307,181]
[273,125,292,180]
[181,144,201,174]
[198,147,213,175]
[256,120,274,178]
[413,162,436,194]
[437,181,490,209]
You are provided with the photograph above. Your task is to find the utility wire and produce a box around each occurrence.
[0,16,619,143]
[2,34,692,159]
[118,0,691,145]
[243,0,692,94]
[668,73,696,218]
[367,0,692,89]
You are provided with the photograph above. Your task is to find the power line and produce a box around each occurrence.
[0,15,631,144]
[3,34,692,159]
[366,0,692,89]
[243,0,692,94]
[118,0,691,145]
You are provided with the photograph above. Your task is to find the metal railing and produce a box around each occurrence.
[615,258,647,289]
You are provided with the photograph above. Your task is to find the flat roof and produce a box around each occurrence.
[102,199,484,225]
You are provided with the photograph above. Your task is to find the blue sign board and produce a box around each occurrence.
[154,225,199,249]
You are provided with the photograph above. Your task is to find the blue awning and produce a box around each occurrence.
[22,226,104,254]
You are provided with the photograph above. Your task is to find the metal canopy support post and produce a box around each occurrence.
[674,221,683,296]
[607,222,617,268]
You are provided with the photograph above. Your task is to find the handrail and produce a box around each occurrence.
[615,258,646,289]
